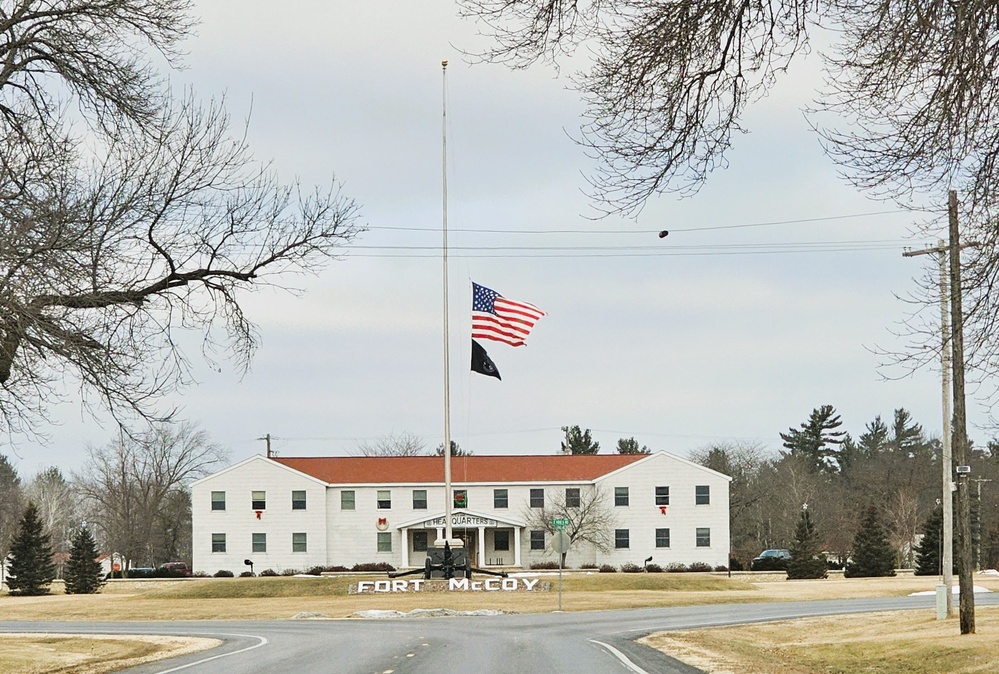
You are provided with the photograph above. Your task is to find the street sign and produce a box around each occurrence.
[552,518,570,530]
[551,531,571,554]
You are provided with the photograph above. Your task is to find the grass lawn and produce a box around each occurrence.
[2,572,998,673]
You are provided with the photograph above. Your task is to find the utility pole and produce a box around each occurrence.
[258,433,272,458]
[902,240,953,618]
[947,190,975,635]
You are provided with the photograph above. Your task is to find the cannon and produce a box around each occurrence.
[388,541,508,580]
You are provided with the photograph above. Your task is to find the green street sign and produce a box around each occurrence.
[552,518,570,530]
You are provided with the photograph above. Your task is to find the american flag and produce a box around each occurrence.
[471,282,545,347]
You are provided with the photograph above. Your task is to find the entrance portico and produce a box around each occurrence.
[396,509,526,569]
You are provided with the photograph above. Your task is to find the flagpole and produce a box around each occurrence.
[441,59,454,546]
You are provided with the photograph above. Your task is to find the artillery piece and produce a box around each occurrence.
[388,541,509,580]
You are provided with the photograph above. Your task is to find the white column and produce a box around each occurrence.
[478,526,486,567]
[401,527,410,568]
[513,527,522,567]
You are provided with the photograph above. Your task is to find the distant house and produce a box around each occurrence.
[191,452,731,575]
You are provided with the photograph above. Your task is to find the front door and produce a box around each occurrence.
[453,529,477,566]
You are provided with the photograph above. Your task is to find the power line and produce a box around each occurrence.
[367,209,910,235]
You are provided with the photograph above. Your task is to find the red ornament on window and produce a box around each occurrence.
[255,510,262,519]
[659,506,668,515]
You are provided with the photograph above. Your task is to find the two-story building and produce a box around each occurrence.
[191,451,731,574]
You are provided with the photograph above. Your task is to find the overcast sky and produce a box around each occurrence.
[8,1,994,478]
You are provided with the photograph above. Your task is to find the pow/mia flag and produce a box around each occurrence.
[471,339,501,380]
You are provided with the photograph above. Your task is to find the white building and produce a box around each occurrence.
[191,452,731,574]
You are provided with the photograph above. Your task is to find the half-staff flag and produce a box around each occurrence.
[471,339,501,380]
[471,282,545,347]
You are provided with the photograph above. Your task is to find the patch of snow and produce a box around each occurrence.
[908,586,992,596]
[352,608,508,619]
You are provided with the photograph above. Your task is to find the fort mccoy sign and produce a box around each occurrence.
[351,578,548,594]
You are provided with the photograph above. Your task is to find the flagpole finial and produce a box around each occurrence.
[442,59,448,69]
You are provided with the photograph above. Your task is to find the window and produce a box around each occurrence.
[695,485,710,505]
[615,487,629,507]
[494,530,510,552]
[696,527,711,547]
[530,488,544,508]
[453,489,468,508]
[251,491,266,510]
[377,490,391,509]
[412,489,428,510]
[413,531,429,552]
[292,532,307,553]
[211,533,226,553]
[292,490,307,510]
[252,532,266,553]
[211,491,226,511]
[565,488,581,508]
[530,530,545,550]
[655,486,670,506]
[615,529,630,549]
[656,528,671,548]
[494,489,509,509]
[341,490,355,510]
[377,532,392,552]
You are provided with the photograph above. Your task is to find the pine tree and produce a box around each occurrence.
[787,508,828,580]
[845,506,897,578]
[560,426,600,455]
[6,502,57,595]
[64,526,105,594]
[914,505,943,576]
[780,405,845,473]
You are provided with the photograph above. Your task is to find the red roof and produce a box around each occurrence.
[272,454,647,485]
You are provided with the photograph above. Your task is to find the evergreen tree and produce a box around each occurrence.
[845,506,897,578]
[914,505,944,576]
[560,426,600,455]
[616,437,650,455]
[6,502,57,596]
[780,405,845,473]
[64,525,105,594]
[787,508,828,580]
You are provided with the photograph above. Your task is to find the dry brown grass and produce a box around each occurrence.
[0,633,220,674]
[642,607,999,674]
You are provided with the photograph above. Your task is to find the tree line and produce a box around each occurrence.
[1,422,227,585]
[694,405,999,571]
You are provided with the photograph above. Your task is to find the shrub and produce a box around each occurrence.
[645,563,663,573]
[688,562,713,572]
[259,568,278,577]
[350,562,396,572]
[621,562,642,573]
[280,568,302,576]
[665,563,688,573]
[714,565,729,572]
[598,564,616,573]
[530,561,560,570]
[238,571,254,577]
[192,571,209,578]
[579,563,598,570]
[728,557,744,571]
[213,569,234,578]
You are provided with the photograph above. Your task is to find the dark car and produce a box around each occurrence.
[158,562,192,577]
[751,549,792,571]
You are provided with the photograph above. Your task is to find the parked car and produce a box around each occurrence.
[159,562,192,577]
[751,549,792,571]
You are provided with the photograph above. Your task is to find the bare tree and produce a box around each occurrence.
[76,421,227,569]
[0,2,362,440]
[355,431,427,457]
[26,466,77,553]
[523,486,615,565]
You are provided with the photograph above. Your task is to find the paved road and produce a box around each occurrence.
[4,594,997,673]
